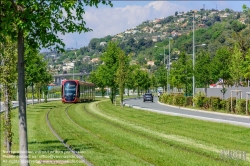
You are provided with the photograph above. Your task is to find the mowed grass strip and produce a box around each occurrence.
[93,99,249,165]
[66,100,241,166]
[98,100,250,153]
[1,99,249,166]
[48,102,151,166]
[0,101,79,166]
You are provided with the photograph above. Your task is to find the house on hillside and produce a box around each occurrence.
[147,61,155,66]
[83,56,90,62]
[100,42,107,46]
[91,58,100,63]
[198,24,206,28]
[154,24,162,28]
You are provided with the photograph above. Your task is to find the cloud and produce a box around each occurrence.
[60,1,187,49]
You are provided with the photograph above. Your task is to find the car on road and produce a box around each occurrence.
[143,93,153,102]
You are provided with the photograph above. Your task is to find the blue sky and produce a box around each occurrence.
[59,1,250,50]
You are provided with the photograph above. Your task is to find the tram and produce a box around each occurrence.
[61,80,95,103]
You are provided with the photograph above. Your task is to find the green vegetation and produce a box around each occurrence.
[159,92,250,114]
[1,100,250,165]
[1,1,113,164]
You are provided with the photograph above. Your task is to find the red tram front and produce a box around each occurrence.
[61,80,95,103]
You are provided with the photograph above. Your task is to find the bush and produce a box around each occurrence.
[160,93,168,103]
[210,97,221,111]
[173,94,185,106]
[236,99,246,114]
[185,96,193,106]
[220,100,228,111]
[167,94,175,105]
[193,91,209,109]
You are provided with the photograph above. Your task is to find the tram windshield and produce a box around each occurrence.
[64,81,77,97]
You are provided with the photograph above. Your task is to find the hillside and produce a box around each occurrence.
[44,7,249,75]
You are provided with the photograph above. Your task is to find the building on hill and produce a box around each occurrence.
[83,56,90,62]
[100,42,107,46]
[91,58,100,63]
[147,61,155,66]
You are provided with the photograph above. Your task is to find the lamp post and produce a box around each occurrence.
[167,37,172,94]
[192,12,206,106]
[192,13,195,106]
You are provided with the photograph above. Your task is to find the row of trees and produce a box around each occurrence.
[0,1,113,165]
[0,38,52,156]
[90,42,156,106]
[90,33,250,107]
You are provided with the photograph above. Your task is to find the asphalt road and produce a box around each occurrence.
[124,96,250,128]
[0,98,61,113]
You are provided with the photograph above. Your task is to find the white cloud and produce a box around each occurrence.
[60,1,187,49]
[59,1,247,49]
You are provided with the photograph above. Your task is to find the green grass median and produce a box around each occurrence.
[0,98,249,165]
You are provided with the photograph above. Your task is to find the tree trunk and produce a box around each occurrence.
[4,84,12,154]
[32,84,34,105]
[18,30,29,166]
[119,86,124,107]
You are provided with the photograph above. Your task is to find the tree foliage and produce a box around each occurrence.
[0,38,17,154]
[0,1,112,165]
[116,51,130,106]
[229,44,245,88]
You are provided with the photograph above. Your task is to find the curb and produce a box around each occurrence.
[158,101,250,119]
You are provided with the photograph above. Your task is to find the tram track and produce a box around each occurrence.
[65,103,154,166]
[83,101,233,165]
[46,105,93,166]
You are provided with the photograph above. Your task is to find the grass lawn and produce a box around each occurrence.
[0,98,249,165]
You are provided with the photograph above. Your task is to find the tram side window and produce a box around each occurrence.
[81,84,84,99]
[61,85,63,98]
[78,84,80,97]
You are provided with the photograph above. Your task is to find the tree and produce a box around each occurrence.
[170,53,192,95]
[116,51,130,107]
[0,38,17,154]
[211,47,231,99]
[0,1,112,165]
[101,41,121,103]
[25,48,52,104]
[195,51,213,96]
[150,74,158,93]
[229,44,244,89]
[125,65,140,96]
[155,65,168,92]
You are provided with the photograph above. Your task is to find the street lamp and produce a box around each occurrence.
[167,37,172,94]
[192,11,206,106]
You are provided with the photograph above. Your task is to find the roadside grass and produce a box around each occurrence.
[98,100,250,153]
[0,98,249,166]
[0,101,80,166]
[67,101,230,166]
[95,100,250,165]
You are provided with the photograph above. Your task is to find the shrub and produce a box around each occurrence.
[173,94,185,106]
[193,91,209,109]
[167,94,175,105]
[210,97,222,111]
[220,100,228,111]
[236,99,246,114]
[185,96,193,106]
[160,93,168,103]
